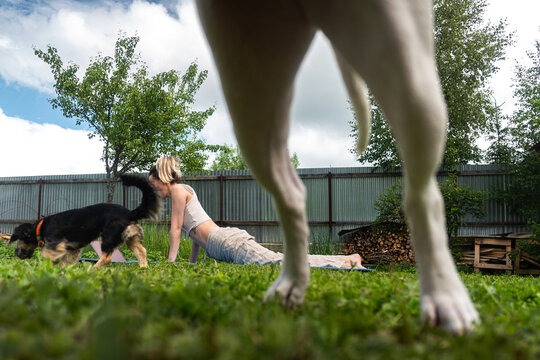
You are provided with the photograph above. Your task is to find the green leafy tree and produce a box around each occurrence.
[351,0,512,169]
[500,42,540,240]
[510,40,540,153]
[210,144,300,171]
[35,34,216,201]
[484,100,516,165]
[350,101,400,169]
[210,145,249,171]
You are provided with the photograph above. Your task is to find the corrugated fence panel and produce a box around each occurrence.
[0,174,123,233]
[0,182,40,223]
[333,175,402,223]
[189,178,221,221]
[223,179,268,222]
[0,165,530,240]
[304,177,329,222]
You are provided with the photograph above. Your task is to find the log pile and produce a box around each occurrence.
[344,223,414,264]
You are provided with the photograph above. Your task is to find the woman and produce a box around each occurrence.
[149,157,365,269]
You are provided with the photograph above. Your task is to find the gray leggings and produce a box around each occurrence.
[206,227,347,268]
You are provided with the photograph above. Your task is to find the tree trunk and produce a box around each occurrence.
[106,177,117,203]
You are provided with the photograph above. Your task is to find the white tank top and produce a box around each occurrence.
[181,185,212,234]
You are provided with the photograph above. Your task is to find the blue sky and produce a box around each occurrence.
[1,0,539,176]
[0,78,77,128]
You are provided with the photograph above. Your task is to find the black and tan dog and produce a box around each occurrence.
[10,174,160,268]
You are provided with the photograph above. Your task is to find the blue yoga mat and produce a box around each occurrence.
[79,258,374,270]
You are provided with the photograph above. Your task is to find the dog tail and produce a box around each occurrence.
[120,174,161,221]
[334,50,371,155]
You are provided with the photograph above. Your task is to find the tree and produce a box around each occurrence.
[484,100,516,165]
[210,144,300,171]
[351,0,512,170]
[349,100,400,169]
[35,34,216,201]
[210,145,249,171]
[500,41,540,241]
[510,40,540,153]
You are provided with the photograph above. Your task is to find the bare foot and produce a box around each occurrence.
[342,254,365,269]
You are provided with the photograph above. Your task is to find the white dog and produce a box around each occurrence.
[195,0,479,334]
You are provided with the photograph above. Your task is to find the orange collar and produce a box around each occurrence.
[36,219,45,247]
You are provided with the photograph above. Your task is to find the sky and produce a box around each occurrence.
[0,0,539,177]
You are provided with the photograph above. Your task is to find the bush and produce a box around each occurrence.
[374,183,405,224]
[374,173,486,240]
[440,173,486,239]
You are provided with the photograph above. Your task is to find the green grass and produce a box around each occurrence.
[2,238,540,359]
[309,233,341,255]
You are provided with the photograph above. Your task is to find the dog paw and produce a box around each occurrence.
[420,282,479,335]
[263,273,309,307]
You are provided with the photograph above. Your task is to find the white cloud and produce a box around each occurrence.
[0,0,538,176]
[289,124,358,168]
[0,108,104,176]
[485,0,540,115]
[0,1,218,95]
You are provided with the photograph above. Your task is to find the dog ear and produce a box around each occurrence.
[9,234,18,243]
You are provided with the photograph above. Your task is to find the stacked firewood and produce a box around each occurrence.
[344,223,415,264]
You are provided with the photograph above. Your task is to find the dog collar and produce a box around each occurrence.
[36,219,45,247]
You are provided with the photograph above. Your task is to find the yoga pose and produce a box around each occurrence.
[148,157,364,269]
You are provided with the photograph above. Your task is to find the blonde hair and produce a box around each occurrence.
[152,157,182,184]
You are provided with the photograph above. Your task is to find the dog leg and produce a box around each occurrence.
[96,222,126,268]
[304,0,478,333]
[58,248,83,267]
[42,241,68,264]
[196,0,316,306]
[124,224,148,268]
[94,252,113,268]
[127,241,148,268]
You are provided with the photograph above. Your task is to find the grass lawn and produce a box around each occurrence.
[1,231,540,359]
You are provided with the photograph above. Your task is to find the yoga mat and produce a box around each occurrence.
[79,258,374,270]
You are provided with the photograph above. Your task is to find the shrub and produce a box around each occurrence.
[374,182,405,225]
[440,173,486,239]
[374,173,486,240]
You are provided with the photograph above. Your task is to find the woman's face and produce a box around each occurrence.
[149,175,169,198]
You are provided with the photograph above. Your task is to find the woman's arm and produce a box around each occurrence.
[168,185,187,262]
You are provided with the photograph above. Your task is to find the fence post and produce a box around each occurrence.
[37,178,43,220]
[328,171,333,241]
[122,182,126,208]
[219,175,224,226]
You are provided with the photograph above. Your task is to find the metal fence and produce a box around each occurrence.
[0,165,528,245]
